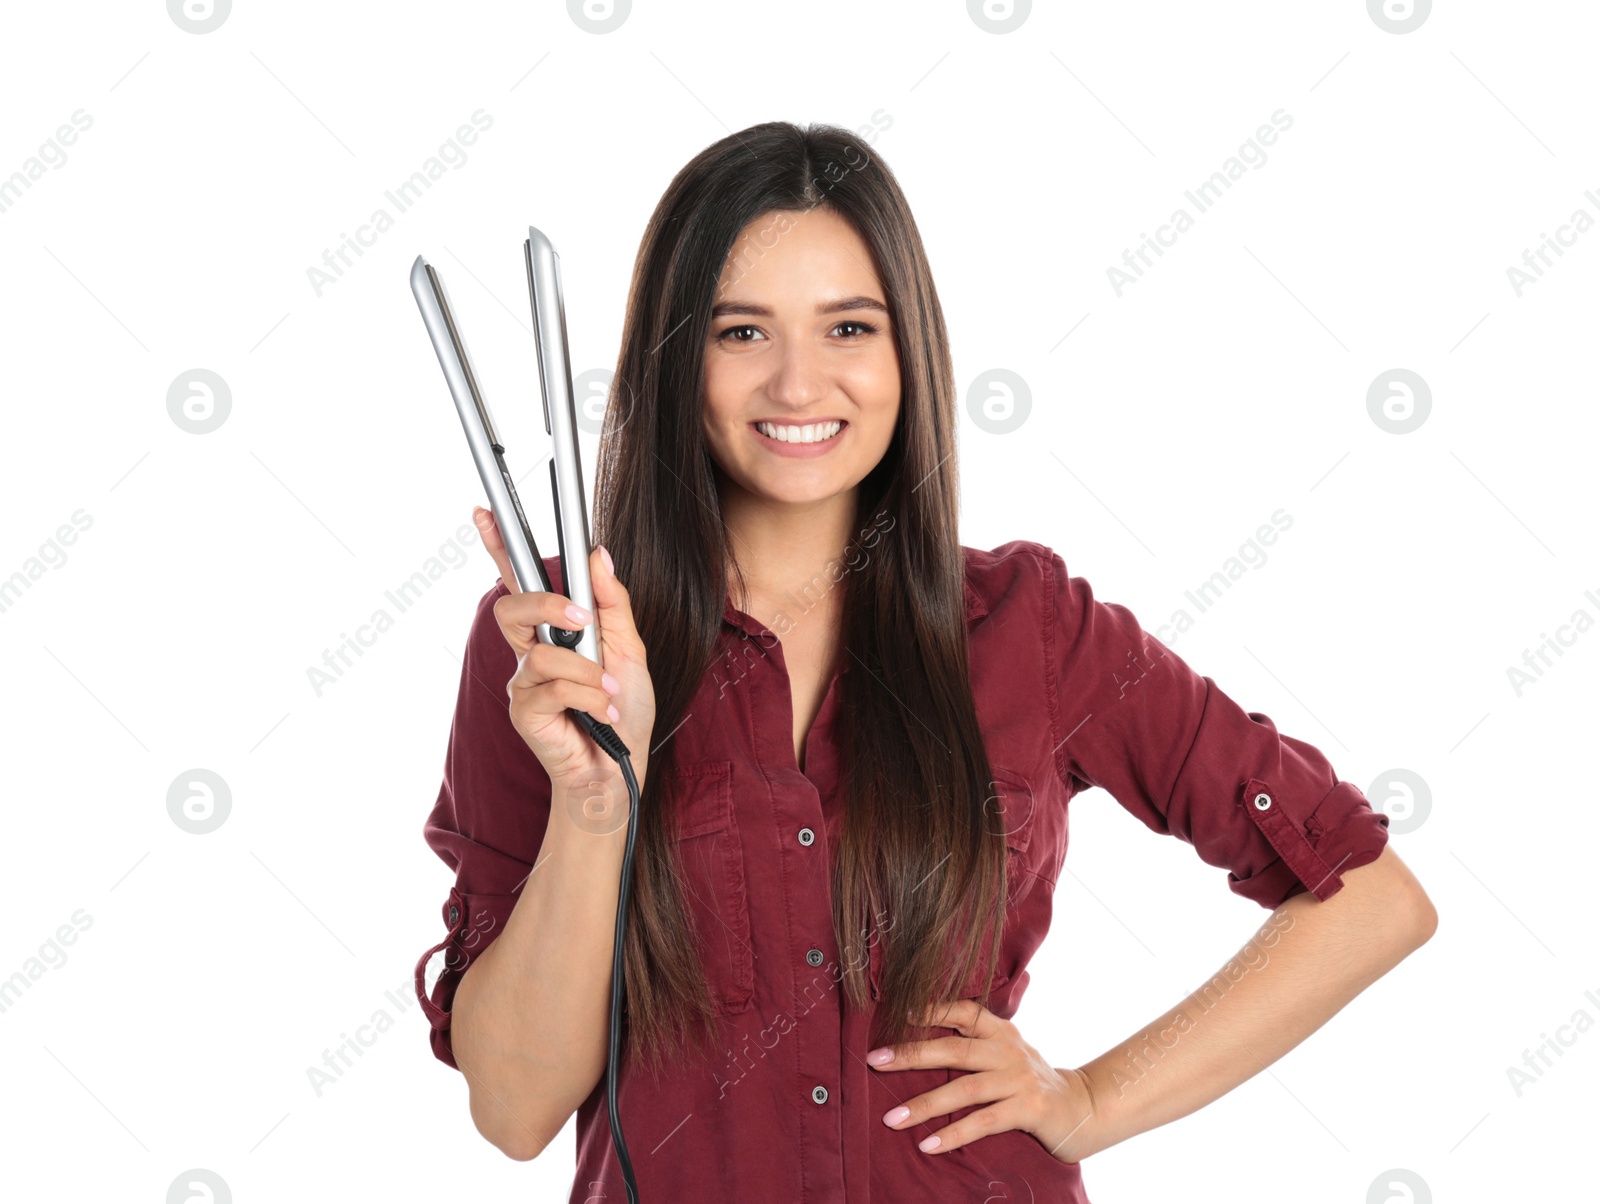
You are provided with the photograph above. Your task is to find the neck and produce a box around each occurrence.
[719,479,858,626]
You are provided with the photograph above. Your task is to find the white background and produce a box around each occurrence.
[1,1,1594,1200]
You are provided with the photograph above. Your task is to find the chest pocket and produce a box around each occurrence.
[670,760,755,1017]
[866,767,1037,1004]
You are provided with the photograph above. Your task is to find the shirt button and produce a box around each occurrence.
[798,827,815,847]
[806,948,824,967]
[811,1085,829,1105]
[1253,792,1272,811]
[448,905,460,926]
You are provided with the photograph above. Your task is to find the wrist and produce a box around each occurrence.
[1062,1061,1125,1161]
[548,774,633,842]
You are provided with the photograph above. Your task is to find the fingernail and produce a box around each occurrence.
[606,703,620,723]
[882,1106,909,1127]
[601,673,620,696]
[919,1135,941,1153]
[866,1047,892,1066]
[565,603,593,625]
[599,545,614,575]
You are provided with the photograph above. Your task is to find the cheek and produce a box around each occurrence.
[700,410,735,471]
[700,368,737,438]
[849,358,901,425]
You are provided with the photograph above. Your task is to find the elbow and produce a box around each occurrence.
[492,1130,547,1164]
[470,1086,565,1163]
[1373,869,1438,959]
[1388,849,1439,952]
[1403,881,1439,949]
[460,1041,587,1163]
[481,1122,541,1162]
[1340,843,1437,953]
[447,1025,563,1161]
[448,965,598,1161]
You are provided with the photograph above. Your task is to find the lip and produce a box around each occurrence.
[750,418,848,458]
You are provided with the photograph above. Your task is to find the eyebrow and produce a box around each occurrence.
[710,295,890,319]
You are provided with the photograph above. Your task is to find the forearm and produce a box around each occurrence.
[1069,845,1436,1157]
[452,775,643,1159]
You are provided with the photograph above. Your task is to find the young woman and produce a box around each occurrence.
[414,121,1437,1203]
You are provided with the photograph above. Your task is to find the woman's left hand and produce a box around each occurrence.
[867,998,1099,1163]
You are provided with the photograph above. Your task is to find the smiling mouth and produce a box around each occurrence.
[751,419,847,444]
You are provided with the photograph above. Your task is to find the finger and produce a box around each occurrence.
[511,638,608,695]
[911,998,989,1036]
[491,589,592,656]
[866,1032,1002,1073]
[900,1098,1023,1157]
[473,506,520,594]
[511,647,617,725]
[879,1071,1013,1149]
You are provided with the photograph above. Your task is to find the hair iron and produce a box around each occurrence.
[410,233,643,1204]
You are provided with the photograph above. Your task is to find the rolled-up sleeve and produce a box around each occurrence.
[1042,549,1389,909]
[414,579,552,1070]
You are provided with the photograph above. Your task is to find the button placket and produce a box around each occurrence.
[731,617,844,1166]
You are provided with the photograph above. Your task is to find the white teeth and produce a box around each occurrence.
[757,420,843,444]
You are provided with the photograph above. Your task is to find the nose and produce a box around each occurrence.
[762,336,830,410]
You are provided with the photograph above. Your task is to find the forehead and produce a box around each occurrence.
[715,208,881,301]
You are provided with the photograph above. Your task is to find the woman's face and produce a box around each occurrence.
[701,207,900,507]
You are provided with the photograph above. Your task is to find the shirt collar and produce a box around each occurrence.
[720,571,989,637]
[962,576,990,624]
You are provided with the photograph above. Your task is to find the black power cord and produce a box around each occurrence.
[571,709,642,1204]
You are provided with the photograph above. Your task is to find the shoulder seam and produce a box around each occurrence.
[1041,550,1069,792]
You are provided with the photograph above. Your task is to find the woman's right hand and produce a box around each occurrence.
[473,506,657,829]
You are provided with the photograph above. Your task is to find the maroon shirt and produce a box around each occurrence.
[415,540,1390,1202]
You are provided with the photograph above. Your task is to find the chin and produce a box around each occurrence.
[759,483,846,506]
[743,469,852,506]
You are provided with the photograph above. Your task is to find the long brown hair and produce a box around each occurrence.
[593,120,1008,1076]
